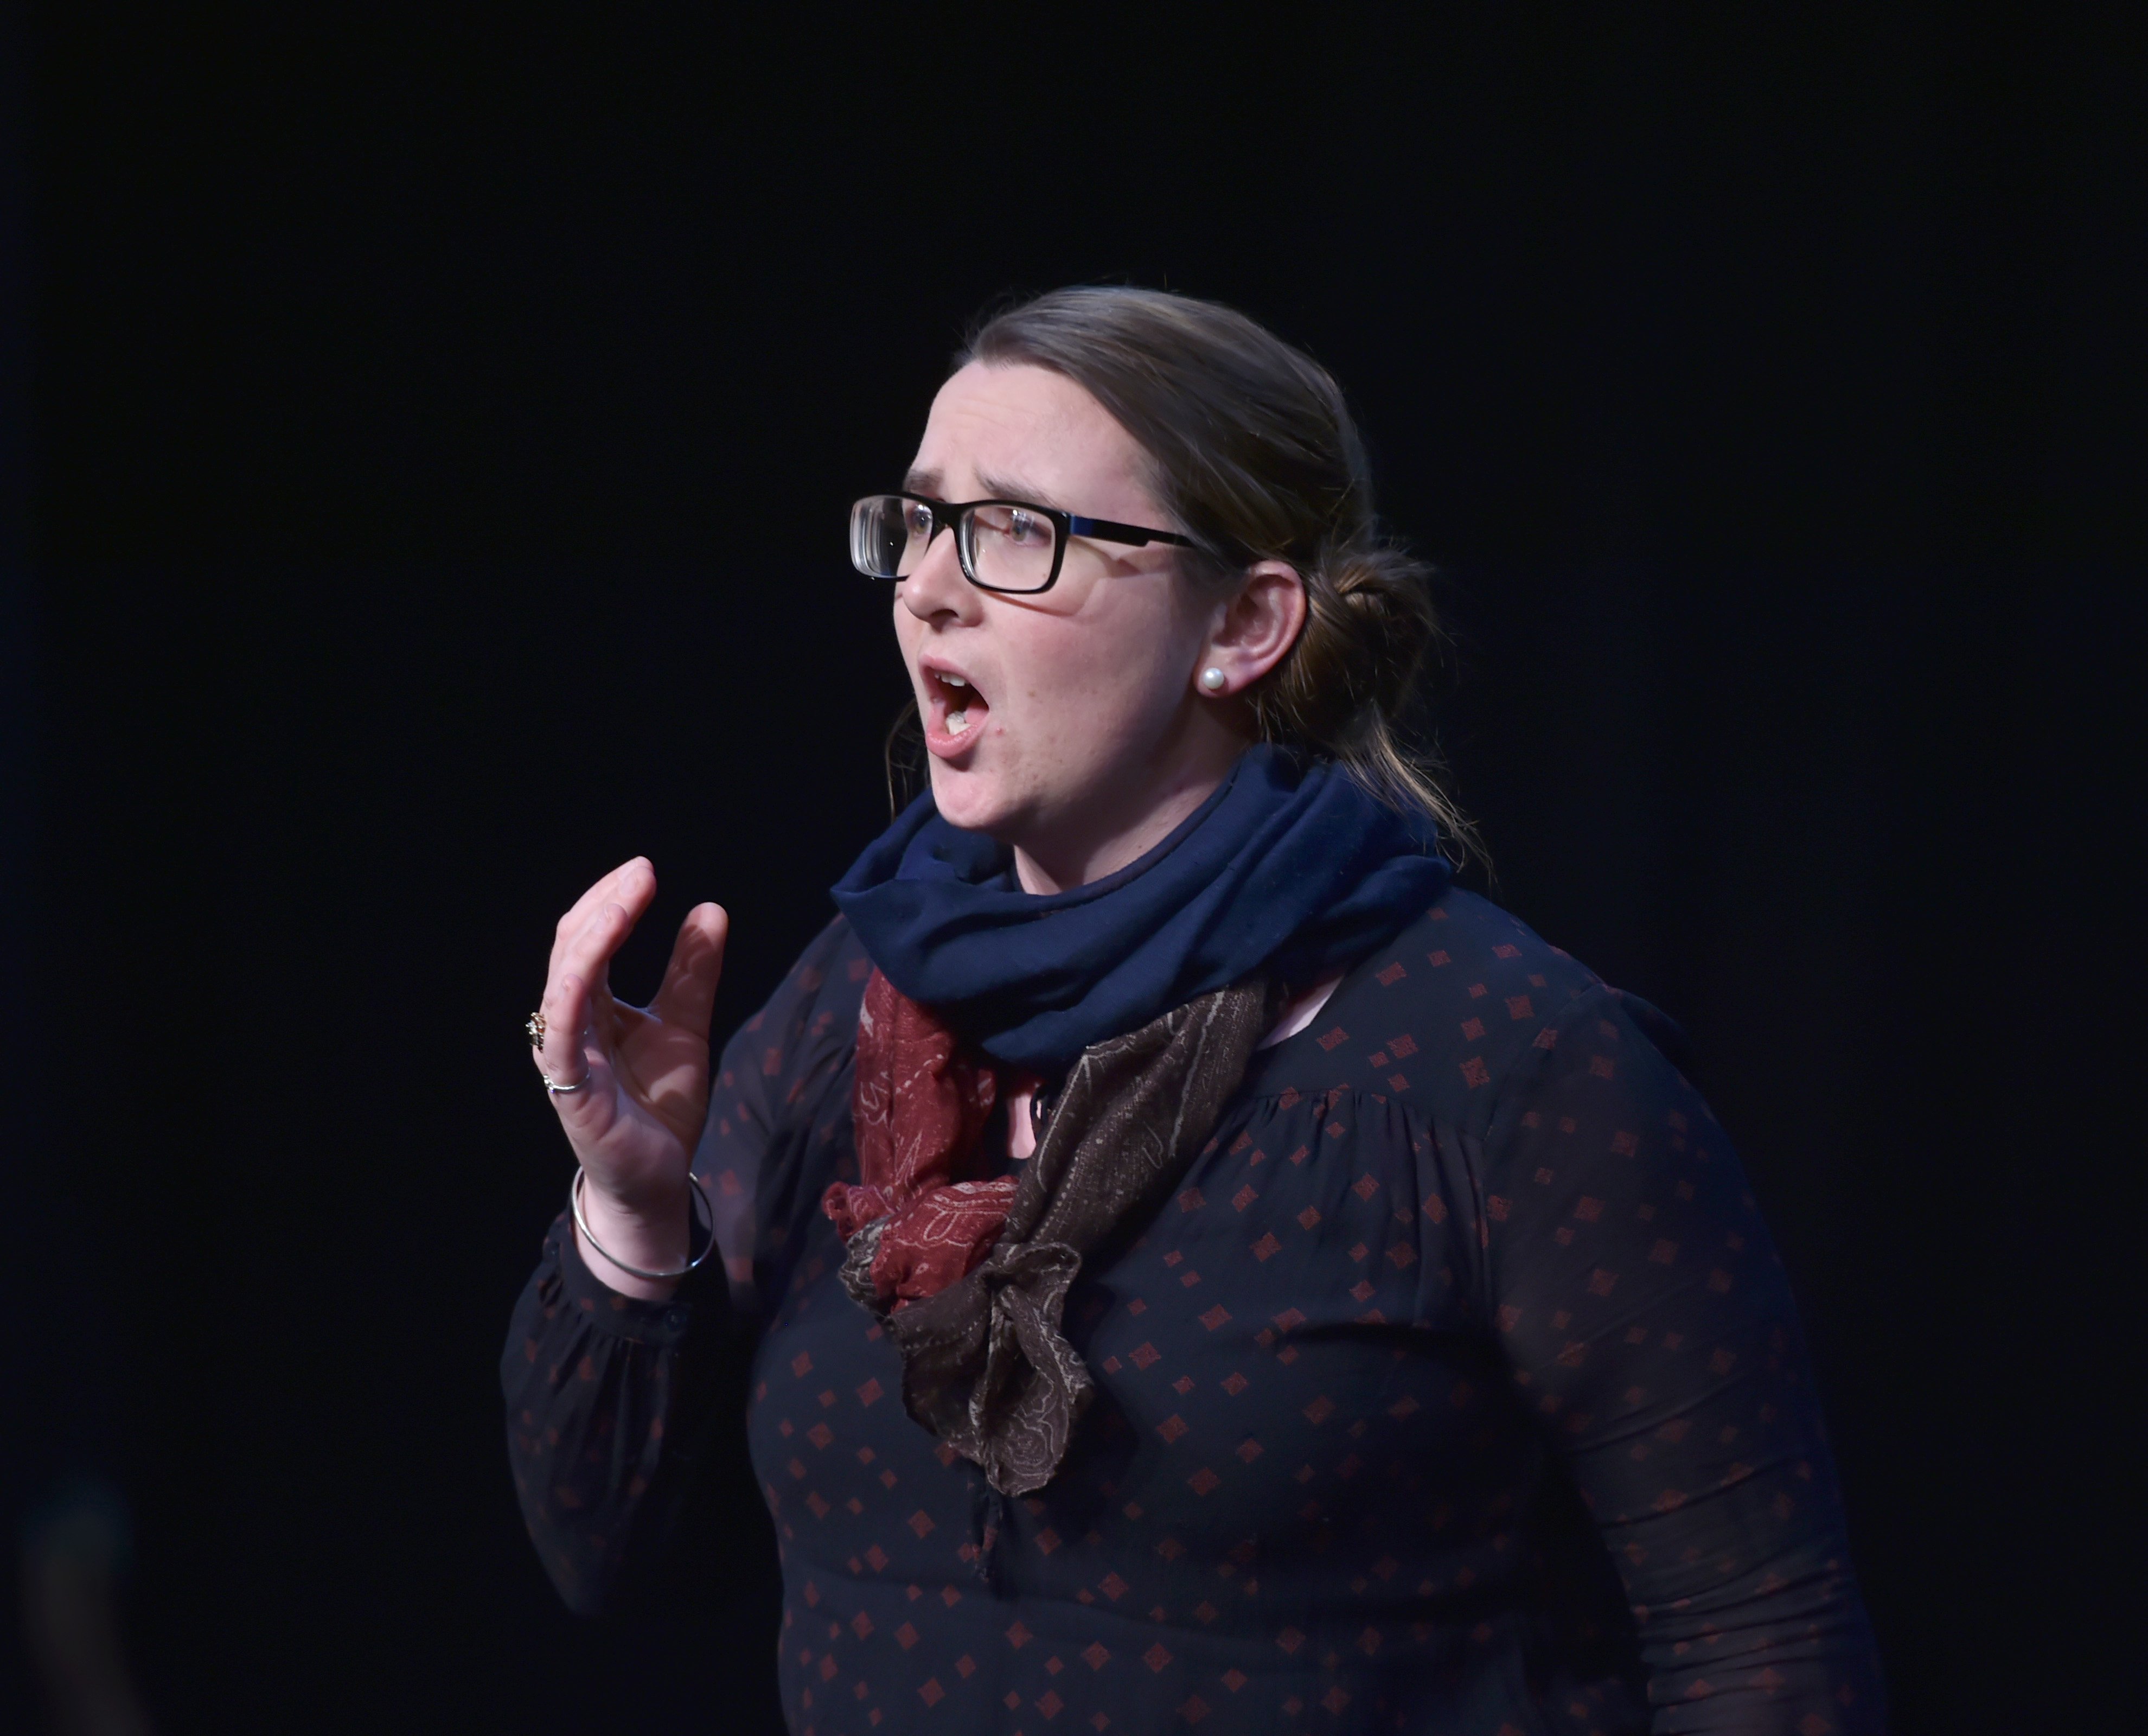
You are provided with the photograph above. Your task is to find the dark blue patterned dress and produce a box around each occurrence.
[504,890,1885,1733]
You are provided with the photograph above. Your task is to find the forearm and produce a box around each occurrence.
[501,1214,712,1614]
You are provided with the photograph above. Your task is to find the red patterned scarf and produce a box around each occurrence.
[821,970,1025,1309]
[820,966,1274,1495]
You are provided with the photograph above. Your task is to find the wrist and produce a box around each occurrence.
[572,1170,698,1298]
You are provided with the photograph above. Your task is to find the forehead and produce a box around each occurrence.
[910,361,1154,510]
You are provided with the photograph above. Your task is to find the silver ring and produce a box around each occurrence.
[539,1063,592,1095]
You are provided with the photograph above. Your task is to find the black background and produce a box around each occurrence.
[5,4,2136,1732]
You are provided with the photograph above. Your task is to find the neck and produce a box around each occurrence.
[1009,742,1245,896]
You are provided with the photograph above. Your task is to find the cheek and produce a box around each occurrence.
[1008,611,1187,743]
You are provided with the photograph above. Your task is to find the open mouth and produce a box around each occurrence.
[922,663,990,754]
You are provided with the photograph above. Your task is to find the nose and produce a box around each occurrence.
[897,522,982,624]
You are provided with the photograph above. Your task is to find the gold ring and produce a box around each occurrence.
[526,1010,546,1048]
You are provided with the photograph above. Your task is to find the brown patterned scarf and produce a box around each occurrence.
[822,969,1272,1496]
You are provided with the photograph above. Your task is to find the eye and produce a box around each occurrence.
[1006,509,1045,545]
[905,501,935,538]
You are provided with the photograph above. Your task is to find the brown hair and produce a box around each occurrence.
[953,285,1476,861]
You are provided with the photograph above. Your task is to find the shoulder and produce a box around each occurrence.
[1238,888,1610,1112]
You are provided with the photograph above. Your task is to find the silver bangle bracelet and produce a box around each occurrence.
[570,1167,717,1284]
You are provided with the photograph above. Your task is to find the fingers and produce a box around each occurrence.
[547,857,657,979]
[649,903,728,1041]
[539,899,636,1076]
[536,859,657,1089]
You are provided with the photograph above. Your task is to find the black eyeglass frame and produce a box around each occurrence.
[854,492,1200,595]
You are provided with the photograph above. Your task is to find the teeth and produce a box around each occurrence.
[942,673,968,687]
[948,710,969,734]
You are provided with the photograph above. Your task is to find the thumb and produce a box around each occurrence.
[649,903,728,1038]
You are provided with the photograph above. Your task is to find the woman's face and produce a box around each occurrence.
[893,362,1243,891]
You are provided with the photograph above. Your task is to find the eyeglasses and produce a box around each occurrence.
[848,492,1198,595]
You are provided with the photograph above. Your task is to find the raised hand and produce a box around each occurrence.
[531,857,728,1296]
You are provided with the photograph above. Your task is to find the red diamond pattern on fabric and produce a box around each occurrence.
[1143,1643,1173,1672]
[1100,1572,1129,1601]
[1007,1620,1033,1648]
[1297,1207,1321,1229]
[1188,1467,1220,1495]
[1315,1026,1349,1050]
[1037,1689,1064,1717]
[1157,1415,1189,1444]
[1179,1696,1209,1724]
[918,1679,944,1706]
[576,896,1883,1736]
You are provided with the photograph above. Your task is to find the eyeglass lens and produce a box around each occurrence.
[849,496,1060,592]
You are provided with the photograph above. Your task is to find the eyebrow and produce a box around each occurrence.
[900,466,1069,513]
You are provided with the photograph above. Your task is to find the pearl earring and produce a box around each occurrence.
[1200,667,1227,693]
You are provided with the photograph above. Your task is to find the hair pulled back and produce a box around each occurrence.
[960,286,1473,858]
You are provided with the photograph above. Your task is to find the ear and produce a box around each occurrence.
[1193,560,1307,695]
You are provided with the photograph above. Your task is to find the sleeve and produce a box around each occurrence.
[1481,988,1888,1734]
[500,915,868,1614]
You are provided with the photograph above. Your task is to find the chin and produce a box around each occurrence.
[925,760,1017,838]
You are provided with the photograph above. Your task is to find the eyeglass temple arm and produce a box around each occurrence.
[1063,514,1196,549]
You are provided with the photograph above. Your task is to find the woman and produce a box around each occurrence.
[506,288,1885,1733]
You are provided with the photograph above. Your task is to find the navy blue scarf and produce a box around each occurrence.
[830,745,1452,1074]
